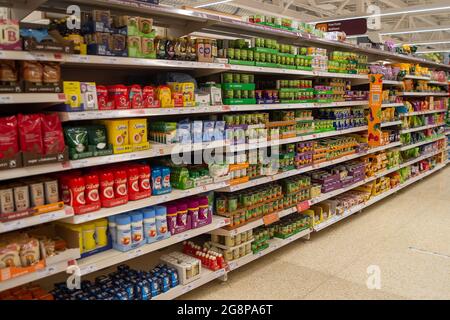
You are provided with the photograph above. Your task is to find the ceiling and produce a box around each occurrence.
[161,0,450,53]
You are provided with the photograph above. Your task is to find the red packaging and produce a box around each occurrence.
[108,85,129,109]
[142,86,157,108]
[96,85,111,110]
[172,92,183,107]
[128,85,143,109]
[84,174,100,205]
[41,114,65,155]
[99,171,115,201]
[18,114,44,155]
[113,169,128,198]
[138,164,151,193]
[127,166,140,196]
[58,172,81,205]
[0,116,19,159]
[68,176,86,207]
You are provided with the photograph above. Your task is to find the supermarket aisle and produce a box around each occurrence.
[181,166,450,300]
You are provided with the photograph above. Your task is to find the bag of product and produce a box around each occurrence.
[42,62,61,84]
[64,127,89,158]
[0,60,18,82]
[0,243,21,269]
[19,237,40,267]
[21,61,43,83]
[0,115,19,159]
[18,114,44,155]
[41,114,65,155]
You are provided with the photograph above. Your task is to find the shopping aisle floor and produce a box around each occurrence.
[181,166,450,300]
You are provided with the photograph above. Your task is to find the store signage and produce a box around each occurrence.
[296,200,310,213]
[263,212,280,226]
[315,18,367,36]
[368,74,383,147]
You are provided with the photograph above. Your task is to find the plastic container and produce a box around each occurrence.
[108,216,117,244]
[116,215,132,247]
[155,205,169,237]
[82,222,96,251]
[142,207,157,243]
[95,218,108,247]
[130,212,144,244]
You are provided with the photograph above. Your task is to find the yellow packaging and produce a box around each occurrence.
[104,119,129,146]
[82,223,96,252]
[156,86,173,108]
[63,81,82,110]
[180,82,195,107]
[94,219,108,247]
[129,118,148,144]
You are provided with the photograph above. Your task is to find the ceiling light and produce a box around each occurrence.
[194,0,234,8]
[380,27,450,36]
[310,5,450,24]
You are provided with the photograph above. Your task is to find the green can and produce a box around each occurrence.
[241,49,248,61]
[271,54,277,63]
[255,38,262,47]
[241,73,249,83]
[223,73,233,83]
[254,51,260,62]
[260,52,266,62]
[242,90,249,99]
[228,196,238,212]
[227,48,235,60]
[248,50,254,61]
[224,114,234,125]
[234,48,241,60]
[233,73,241,83]
[249,74,254,83]
[224,89,234,99]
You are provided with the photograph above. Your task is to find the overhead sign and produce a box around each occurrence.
[315,18,367,36]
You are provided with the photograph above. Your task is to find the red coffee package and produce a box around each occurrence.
[0,115,19,159]
[107,85,129,109]
[41,114,65,154]
[96,85,111,110]
[18,114,44,155]
[128,85,143,109]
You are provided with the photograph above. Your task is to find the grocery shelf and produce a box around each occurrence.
[381,120,402,127]
[77,216,230,276]
[399,123,445,134]
[227,228,311,271]
[401,109,447,116]
[399,136,446,151]
[153,268,226,300]
[221,141,402,192]
[399,148,445,168]
[210,207,298,237]
[57,101,370,121]
[313,162,447,232]
[63,181,229,224]
[0,162,70,182]
[399,92,449,97]
[428,80,449,86]
[381,103,405,108]
[383,80,404,86]
[0,93,65,104]
[404,75,431,81]
[0,260,70,292]
[0,207,74,234]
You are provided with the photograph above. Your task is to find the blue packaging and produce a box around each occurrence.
[155,206,170,240]
[203,121,215,142]
[213,121,225,141]
[159,273,170,292]
[142,207,157,243]
[161,167,171,192]
[192,121,203,143]
[151,167,162,194]
[130,211,144,244]
[177,122,192,144]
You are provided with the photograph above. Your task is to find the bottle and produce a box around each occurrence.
[108,216,117,244]
[84,173,100,205]
[116,215,132,247]
[113,169,128,198]
[95,219,108,247]
[130,212,144,244]
[99,171,115,202]
[142,207,156,242]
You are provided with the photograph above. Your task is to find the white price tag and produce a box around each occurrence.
[182,284,193,294]
[176,232,190,241]
[216,269,225,276]
[81,264,97,275]
[128,248,143,259]
[0,95,12,103]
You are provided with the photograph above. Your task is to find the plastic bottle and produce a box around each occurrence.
[130,212,144,244]
[142,207,156,242]
[95,218,108,247]
[116,215,132,247]
[108,216,117,244]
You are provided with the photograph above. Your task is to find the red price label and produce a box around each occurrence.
[297,201,310,213]
[222,105,231,111]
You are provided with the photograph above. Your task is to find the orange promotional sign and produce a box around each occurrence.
[263,212,280,226]
[368,74,383,147]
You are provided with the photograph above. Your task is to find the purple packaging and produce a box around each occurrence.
[166,205,178,235]
[196,196,212,228]
[187,199,199,228]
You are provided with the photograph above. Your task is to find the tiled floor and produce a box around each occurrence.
[180,166,450,300]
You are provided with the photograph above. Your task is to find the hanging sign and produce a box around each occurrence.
[315,18,367,36]
[368,74,383,147]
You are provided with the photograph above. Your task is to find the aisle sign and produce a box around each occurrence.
[368,74,383,147]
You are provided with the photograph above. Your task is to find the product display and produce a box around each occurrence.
[0,0,448,302]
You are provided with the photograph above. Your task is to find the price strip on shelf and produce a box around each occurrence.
[263,212,279,226]
[80,264,98,275]
[0,95,12,103]
[128,248,144,259]
[296,201,310,213]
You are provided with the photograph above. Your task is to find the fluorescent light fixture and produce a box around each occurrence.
[310,5,450,24]
[381,27,450,36]
[194,0,234,8]
[397,41,450,46]
[416,50,450,54]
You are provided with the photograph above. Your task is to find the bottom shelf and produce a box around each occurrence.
[313,162,447,232]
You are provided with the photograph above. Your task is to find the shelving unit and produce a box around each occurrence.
[0,0,449,301]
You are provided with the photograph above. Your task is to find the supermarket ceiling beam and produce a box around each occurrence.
[223,0,318,21]
[304,1,450,23]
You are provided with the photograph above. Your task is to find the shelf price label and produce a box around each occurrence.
[297,201,310,213]
[263,212,279,226]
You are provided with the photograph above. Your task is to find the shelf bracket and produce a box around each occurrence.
[167,21,216,38]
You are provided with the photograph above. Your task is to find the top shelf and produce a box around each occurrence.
[35,0,450,71]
